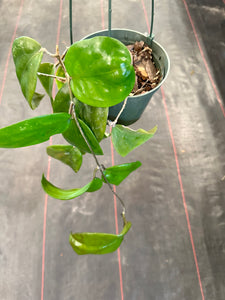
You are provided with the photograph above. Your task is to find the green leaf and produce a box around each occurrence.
[38,63,55,99]
[41,175,103,200]
[102,161,141,185]
[111,125,157,157]
[64,36,135,107]
[63,118,103,155]
[53,84,70,113]
[75,99,108,142]
[55,65,65,90]
[69,221,131,255]
[46,145,82,173]
[12,36,44,109]
[31,92,45,109]
[0,113,71,148]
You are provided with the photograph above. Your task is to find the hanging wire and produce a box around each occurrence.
[149,0,154,41]
[108,0,112,37]
[69,0,73,45]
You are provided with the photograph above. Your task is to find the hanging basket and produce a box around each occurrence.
[82,29,170,125]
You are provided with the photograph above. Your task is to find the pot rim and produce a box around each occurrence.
[82,28,170,98]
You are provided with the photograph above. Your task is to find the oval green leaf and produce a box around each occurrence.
[0,113,71,148]
[41,175,103,200]
[63,118,103,155]
[46,145,82,173]
[64,36,135,107]
[102,161,141,185]
[12,36,44,109]
[75,99,108,142]
[55,65,66,90]
[53,84,70,113]
[111,125,158,157]
[69,221,131,255]
[38,63,55,99]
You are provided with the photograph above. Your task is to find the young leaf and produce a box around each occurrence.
[102,161,141,185]
[46,145,82,173]
[38,63,55,99]
[69,221,131,255]
[55,65,66,90]
[53,84,70,113]
[111,125,157,157]
[41,175,103,200]
[12,36,44,109]
[75,99,108,142]
[64,36,135,107]
[63,118,103,155]
[0,113,71,148]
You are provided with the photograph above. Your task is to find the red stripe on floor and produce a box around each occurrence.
[101,0,124,297]
[140,0,205,298]
[110,135,124,300]
[41,155,52,300]
[41,1,63,300]
[161,87,205,300]
[182,0,225,117]
[140,0,150,33]
[0,0,24,105]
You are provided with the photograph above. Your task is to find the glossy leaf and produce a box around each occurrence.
[41,175,103,200]
[75,99,108,142]
[46,145,82,173]
[111,125,157,157]
[53,84,70,113]
[64,36,135,107]
[55,65,65,90]
[38,63,55,99]
[63,118,103,155]
[0,113,71,148]
[102,161,141,185]
[12,36,44,109]
[31,92,45,108]
[69,221,131,255]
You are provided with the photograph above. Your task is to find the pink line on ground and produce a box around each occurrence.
[103,0,124,292]
[182,0,225,117]
[41,1,63,300]
[110,136,124,300]
[161,87,205,300]
[140,0,150,33]
[41,154,52,300]
[0,0,24,105]
[139,0,206,297]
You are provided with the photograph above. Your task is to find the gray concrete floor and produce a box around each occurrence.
[0,0,225,299]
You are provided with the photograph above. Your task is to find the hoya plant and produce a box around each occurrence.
[0,36,157,255]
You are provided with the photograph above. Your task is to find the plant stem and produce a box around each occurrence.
[109,97,128,127]
[37,72,66,83]
[53,47,127,216]
[70,102,126,214]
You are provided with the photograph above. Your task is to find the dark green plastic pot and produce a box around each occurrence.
[83,29,170,125]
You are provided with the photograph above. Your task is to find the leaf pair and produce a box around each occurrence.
[41,161,141,200]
